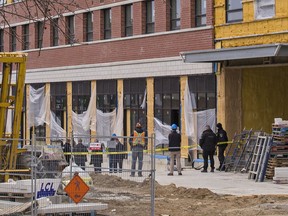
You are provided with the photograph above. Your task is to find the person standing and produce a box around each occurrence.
[73,138,88,170]
[130,122,147,177]
[108,134,117,173]
[168,124,182,176]
[112,134,125,173]
[62,138,72,164]
[216,123,229,171]
[90,140,104,173]
[199,125,217,173]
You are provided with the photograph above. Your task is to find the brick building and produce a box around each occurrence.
[0,0,215,157]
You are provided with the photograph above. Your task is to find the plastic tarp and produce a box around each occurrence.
[28,86,123,145]
[255,0,275,19]
[154,118,171,146]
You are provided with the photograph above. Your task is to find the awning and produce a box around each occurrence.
[180,44,288,63]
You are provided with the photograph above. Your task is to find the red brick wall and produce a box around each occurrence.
[1,0,214,69]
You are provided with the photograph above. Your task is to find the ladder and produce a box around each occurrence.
[234,131,262,173]
[248,135,272,181]
[221,130,250,172]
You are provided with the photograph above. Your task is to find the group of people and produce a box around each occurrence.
[61,121,229,177]
[166,122,228,175]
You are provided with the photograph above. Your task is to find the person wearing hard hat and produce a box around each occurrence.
[168,124,182,176]
[130,122,147,177]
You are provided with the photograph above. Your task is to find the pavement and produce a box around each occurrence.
[155,167,288,196]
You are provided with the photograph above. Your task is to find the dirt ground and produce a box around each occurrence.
[84,173,288,216]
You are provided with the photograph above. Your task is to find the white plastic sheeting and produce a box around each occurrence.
[254,0,275,20]
[153,81,216,147]
[28,86,123,145]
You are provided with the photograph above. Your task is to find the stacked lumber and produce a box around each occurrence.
[266,158,288,180]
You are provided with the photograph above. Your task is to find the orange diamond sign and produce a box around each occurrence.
[64,172,90,204]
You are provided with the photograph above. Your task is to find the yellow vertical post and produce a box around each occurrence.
[117,79,124,142]
[25,85,30,145]
[180,76,188,158]
[67,82,73,138]
[126,110,131,151]
[146,78,154,150]
[91,81,96,141]
[9,57,26,173]
[46,83,51,145]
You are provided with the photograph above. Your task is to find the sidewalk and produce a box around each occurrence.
[155,167,288,196]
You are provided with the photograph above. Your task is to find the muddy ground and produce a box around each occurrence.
[83,173,288,216]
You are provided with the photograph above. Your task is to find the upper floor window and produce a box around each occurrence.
[72,81,91,114]
[125,4,133,37]
[84,12,93,42]
[104,8,112,39]
[51,18,59,46]
[255,0,275,20]
[9,27,16,51]
[146,0,155,34]
[196,0,206,27]
[0,29,3,52]
[66,15,75,44]
[226,0,243,23]
[22,24,29,50]
[170,0,181,30]
[35,21,43,49]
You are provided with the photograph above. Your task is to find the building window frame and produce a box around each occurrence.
[154,77,180,126]
[22,24,29,50]
[146,0,155,34]
[35,21,44,49]
[254,0,275,20]
[97,80,117,113]
[51,18,59,46]
[51,82,67,129]
[72,81,91,114]
[195,0,207,27]
[188,74,216,111]
[170,0,181,30]
[226,0,243,23]
[10,27,17,52]
[66,15,75,45]
[125,4,133,37]
[104,8,112,40]
[84,12,93,42]
[0,29,3,52]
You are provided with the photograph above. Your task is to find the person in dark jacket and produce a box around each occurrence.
[168,124,182,176]
[73,138,88,170]
[112,134,125,173]
[90,140,104,173]
[62,138,72,164]
[199,125,217,173]
[216,123,229,171]
[130,122,147,177]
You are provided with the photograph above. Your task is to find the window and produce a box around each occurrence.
[170,0,181,30]
[124,79,146,129]
[72,81,91,114]
[35,21,43,49]
[66,15,75,44]
[104,8,111,39]
[255,0,275,20]
[51,18,59,46]
[226,0,243,23]
[22,24,29,50]
[154,77,180,126]
[0,29,3,52]
[125,4,133,37]
[84,12,93,42]
[51,82,67,129]
[97,80,117,112]
[10,27,16,51]
[196,0,206,27]
[146,0,155,34]
[188,74,216,111]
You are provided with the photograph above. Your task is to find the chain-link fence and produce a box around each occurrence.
[0,134,157,215]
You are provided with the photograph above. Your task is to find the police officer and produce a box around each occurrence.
[216,123,228,171]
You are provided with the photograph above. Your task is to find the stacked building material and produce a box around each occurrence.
[268,123,288,183]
